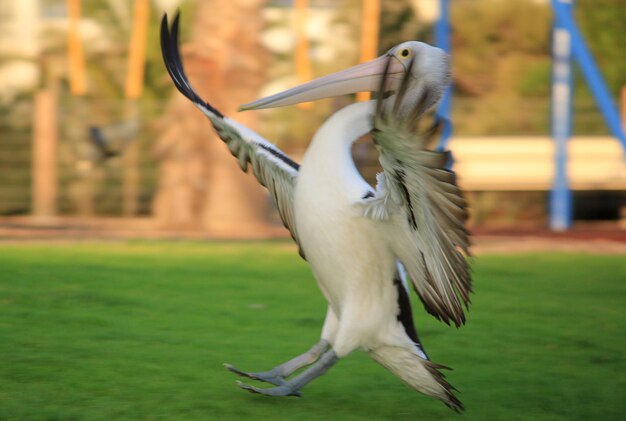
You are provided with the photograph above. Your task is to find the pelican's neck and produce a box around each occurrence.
[300,101,375,197]
[310,101,375,151]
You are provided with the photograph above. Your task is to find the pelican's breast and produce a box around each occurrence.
[293,102,394,310]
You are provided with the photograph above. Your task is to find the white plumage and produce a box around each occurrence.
[161,13,471,412]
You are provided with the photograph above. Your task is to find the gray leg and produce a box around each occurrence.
[237,349,338,397]
[224,339,329,386]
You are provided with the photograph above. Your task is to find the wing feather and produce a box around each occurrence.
[160,13,302,255]
[360,58,472,327]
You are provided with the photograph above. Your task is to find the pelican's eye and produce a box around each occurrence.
[399,48,411,59]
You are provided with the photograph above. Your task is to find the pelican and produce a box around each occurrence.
[161,12,471,412]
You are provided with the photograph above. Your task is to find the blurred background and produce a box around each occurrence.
[0,0,624,239]
[1,3,625,419]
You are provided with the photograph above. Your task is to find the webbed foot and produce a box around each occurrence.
[224,364,286,386]
[237,380,302,397]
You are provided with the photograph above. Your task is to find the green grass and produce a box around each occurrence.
[0,241,624,420]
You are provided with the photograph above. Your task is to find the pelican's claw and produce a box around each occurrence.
[236,380,302,397]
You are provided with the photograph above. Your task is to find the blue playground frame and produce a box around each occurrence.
[434,0,626,231]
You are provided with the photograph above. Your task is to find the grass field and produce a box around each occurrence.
[0,241,624,420]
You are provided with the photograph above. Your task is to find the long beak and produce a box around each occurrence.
[239,54,405,111]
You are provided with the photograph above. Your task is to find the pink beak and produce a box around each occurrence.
[239,54,405,111]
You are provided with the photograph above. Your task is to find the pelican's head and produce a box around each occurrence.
[239,41,450,115]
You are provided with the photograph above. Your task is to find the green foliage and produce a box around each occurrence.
[449,0,625,134]
[378,0,422,52]
[517,59,552,98]
[570,0,626,134]
[576,0,626,96]
[451,0,551,96]
[0,241,624,420]
[453,0,551,56]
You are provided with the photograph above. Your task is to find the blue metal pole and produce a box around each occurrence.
[549,0,574,231]
[435,0,452,153]
[551,0,626,153]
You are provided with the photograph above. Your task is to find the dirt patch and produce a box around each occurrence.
[0,217,624,254]
[470,226,626,254]
[472,236,626,255]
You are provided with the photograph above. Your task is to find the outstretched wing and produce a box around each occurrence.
[359,59,471,327]
[160,13,302,254]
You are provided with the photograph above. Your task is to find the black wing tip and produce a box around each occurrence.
[423,360,464,413]
[160,11,224,119]
[445,395,465,414]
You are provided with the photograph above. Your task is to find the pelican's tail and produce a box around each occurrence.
[369,346,463,413]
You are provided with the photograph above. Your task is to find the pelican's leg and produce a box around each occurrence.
[237,349,338,397]
[224,339,329,386]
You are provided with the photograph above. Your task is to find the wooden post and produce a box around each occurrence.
[66,0,87,96]
[122,142,140,217]
[123,0,150,216]
[294,0,312,110]
[122,103,140,217]
[357,0,380,102]
[32,90,58,220]
[125,0,150,99]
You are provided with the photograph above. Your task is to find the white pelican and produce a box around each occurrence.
[161,13,471,412]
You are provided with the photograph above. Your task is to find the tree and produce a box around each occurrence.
[153,0,273,233]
